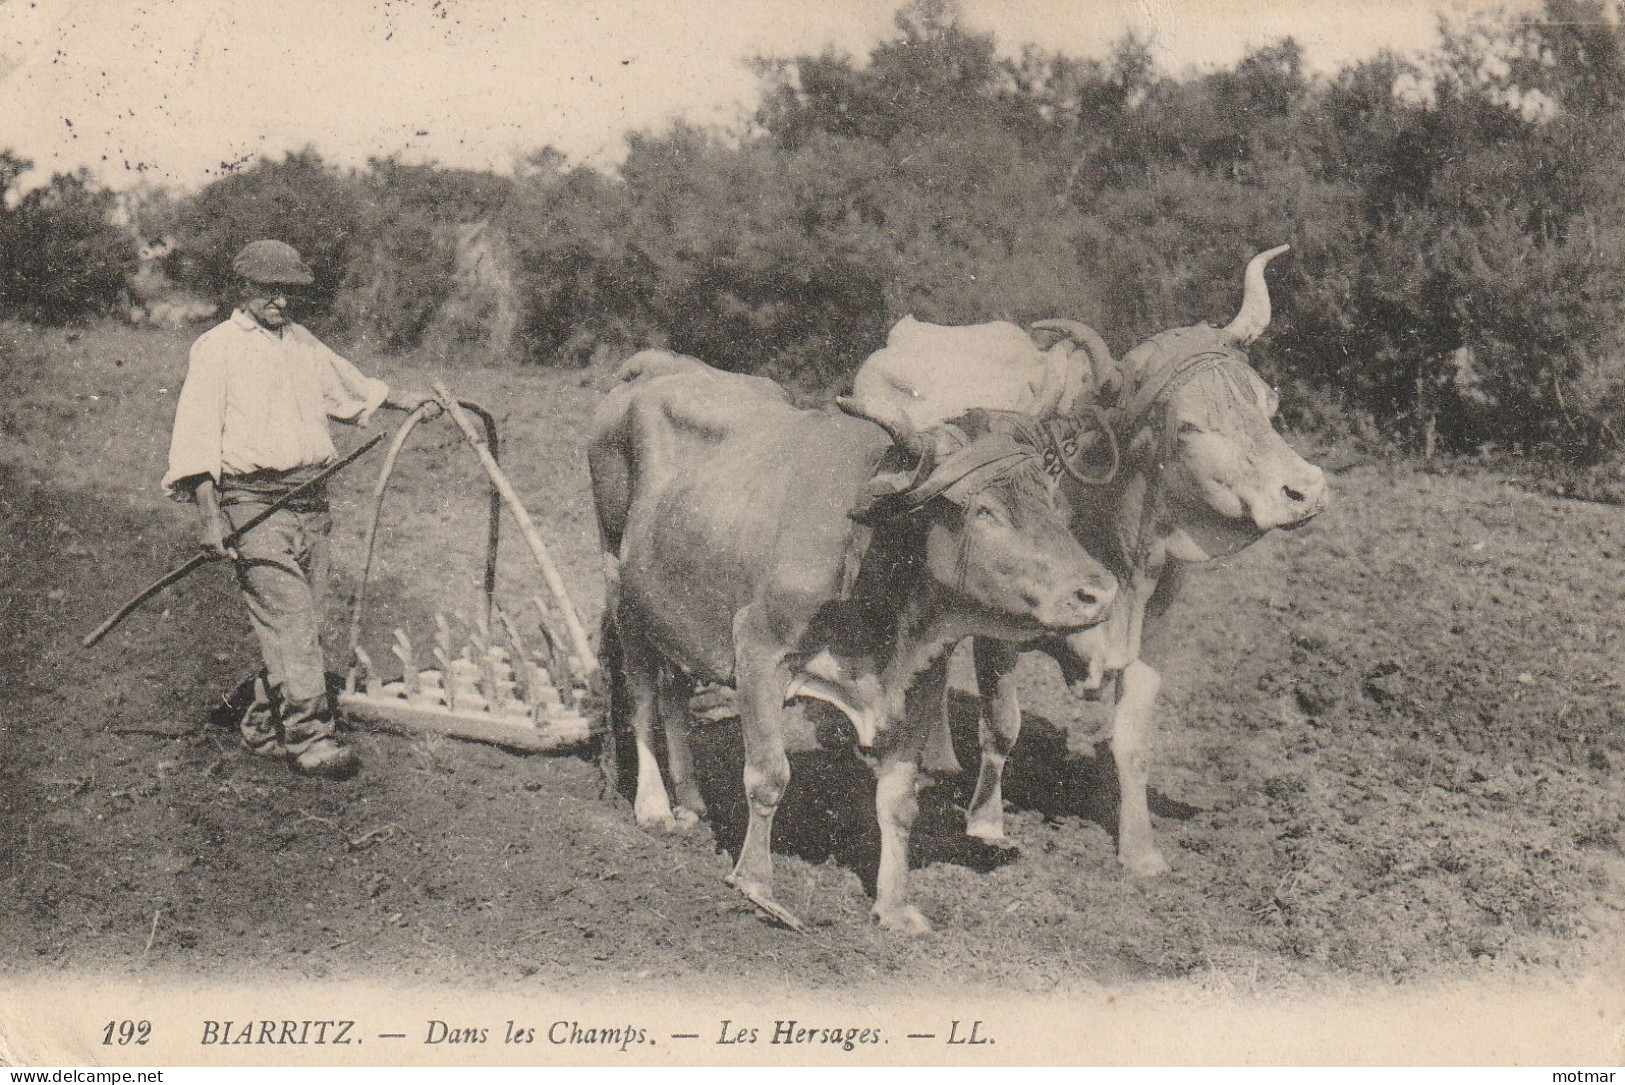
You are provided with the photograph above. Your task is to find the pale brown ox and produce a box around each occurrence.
[589,352,1116,931]
[848,245,1329,875]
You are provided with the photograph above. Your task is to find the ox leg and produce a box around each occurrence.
[871,656,941,935]
[1113,659,1168,876]
[919,655,962,776]
[621,629,679,832]
[658,669,706,828]
[965,638,1020,843]
[872,748,928,934]
[920,719,963,776]
[724,610,802,929]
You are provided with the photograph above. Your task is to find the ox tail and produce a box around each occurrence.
[595,602,637,803]
[615,348,710,385]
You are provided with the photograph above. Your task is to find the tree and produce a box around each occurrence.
[331,159,513,353]
[169,149,360,318]
[0,155,134,324]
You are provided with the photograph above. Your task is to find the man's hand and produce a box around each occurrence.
[193,477,237,561]
[366,391,441,428]
[199,514,238,561]
[401,391,444,420]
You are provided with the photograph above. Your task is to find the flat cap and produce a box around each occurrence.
[232,239,314,286]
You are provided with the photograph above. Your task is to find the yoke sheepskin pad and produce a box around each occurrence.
[856,316,1062,429]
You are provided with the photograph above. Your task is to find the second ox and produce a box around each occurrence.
[850,244,1330,876]
[589,352,1116,932]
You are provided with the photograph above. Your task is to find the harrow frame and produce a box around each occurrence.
[338,389,601,753]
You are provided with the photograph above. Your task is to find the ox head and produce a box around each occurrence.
[1059,246,1329,560]
[838,399,1117,637]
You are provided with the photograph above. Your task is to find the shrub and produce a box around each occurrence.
[116,0,1625,469]
[502,155,654,367]
[332,206,457,353]
[0,155,135,324]
[167,149,360,321]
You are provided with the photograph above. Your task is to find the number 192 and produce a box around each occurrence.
[101,1020,151,1045]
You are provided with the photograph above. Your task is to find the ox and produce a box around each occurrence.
[589,352,1117,931]
[849,245,1329,875]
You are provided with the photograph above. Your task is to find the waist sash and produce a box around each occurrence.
[219,463,331,512]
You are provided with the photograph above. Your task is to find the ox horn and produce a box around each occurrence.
[836,395,921,451]
[1221,244,1291,346]
[1030,318,1121,402]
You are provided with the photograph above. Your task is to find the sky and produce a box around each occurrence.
[0,0,1538,194]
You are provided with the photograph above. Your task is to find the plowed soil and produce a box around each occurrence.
[3,321,1622,998]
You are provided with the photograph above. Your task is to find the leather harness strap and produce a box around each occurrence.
[1115,350,1235,431]
[868,343,1242,516]
[1042,406,1118,487]
[896,436,1039,510]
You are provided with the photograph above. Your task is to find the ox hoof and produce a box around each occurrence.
[872,903,931,935]
[727,879,809,934]
[634,799,679,833]
[671,806,703,832]
[673,789,708,823]
[1120,848,1169,878]
[965,820,1016,850]
[637,814,679,833]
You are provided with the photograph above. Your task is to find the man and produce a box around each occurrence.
[163,239,437,779]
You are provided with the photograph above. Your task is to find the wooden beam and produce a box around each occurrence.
[339,692,594,753]
[433,383,599,679]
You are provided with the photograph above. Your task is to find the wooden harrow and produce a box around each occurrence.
[339,385,601,753]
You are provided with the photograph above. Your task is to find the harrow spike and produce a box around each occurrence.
[530,593,568,672]
[494,606,537,710]
[447,655,485,712]
[389,628,419,699]
[432,643,453,707]
[469,623,503,709]
[353,645,382,696]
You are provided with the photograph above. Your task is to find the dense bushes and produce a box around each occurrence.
[494,0,1621,461]
[331,158,513,353]
[0,153,135,324]
[4,0,1625,464]
[164,149,361,324]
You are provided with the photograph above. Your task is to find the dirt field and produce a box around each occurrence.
[2,320,1622,998]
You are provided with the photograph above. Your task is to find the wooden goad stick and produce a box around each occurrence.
[82,432,387,648]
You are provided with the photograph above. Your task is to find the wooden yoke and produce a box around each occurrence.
[432,382,599,682]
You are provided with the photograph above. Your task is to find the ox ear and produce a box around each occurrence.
[848,462,926,523]
[839,437,939,599]
[840,395,939,524]
[840,439,926,598]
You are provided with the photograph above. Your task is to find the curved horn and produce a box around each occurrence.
[836,395,918,450]
[1030,319,1114,368]
[1030,318,1121,402]
[1222,243,1291,346]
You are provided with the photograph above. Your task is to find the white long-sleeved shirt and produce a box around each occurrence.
[163,310,389,496]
